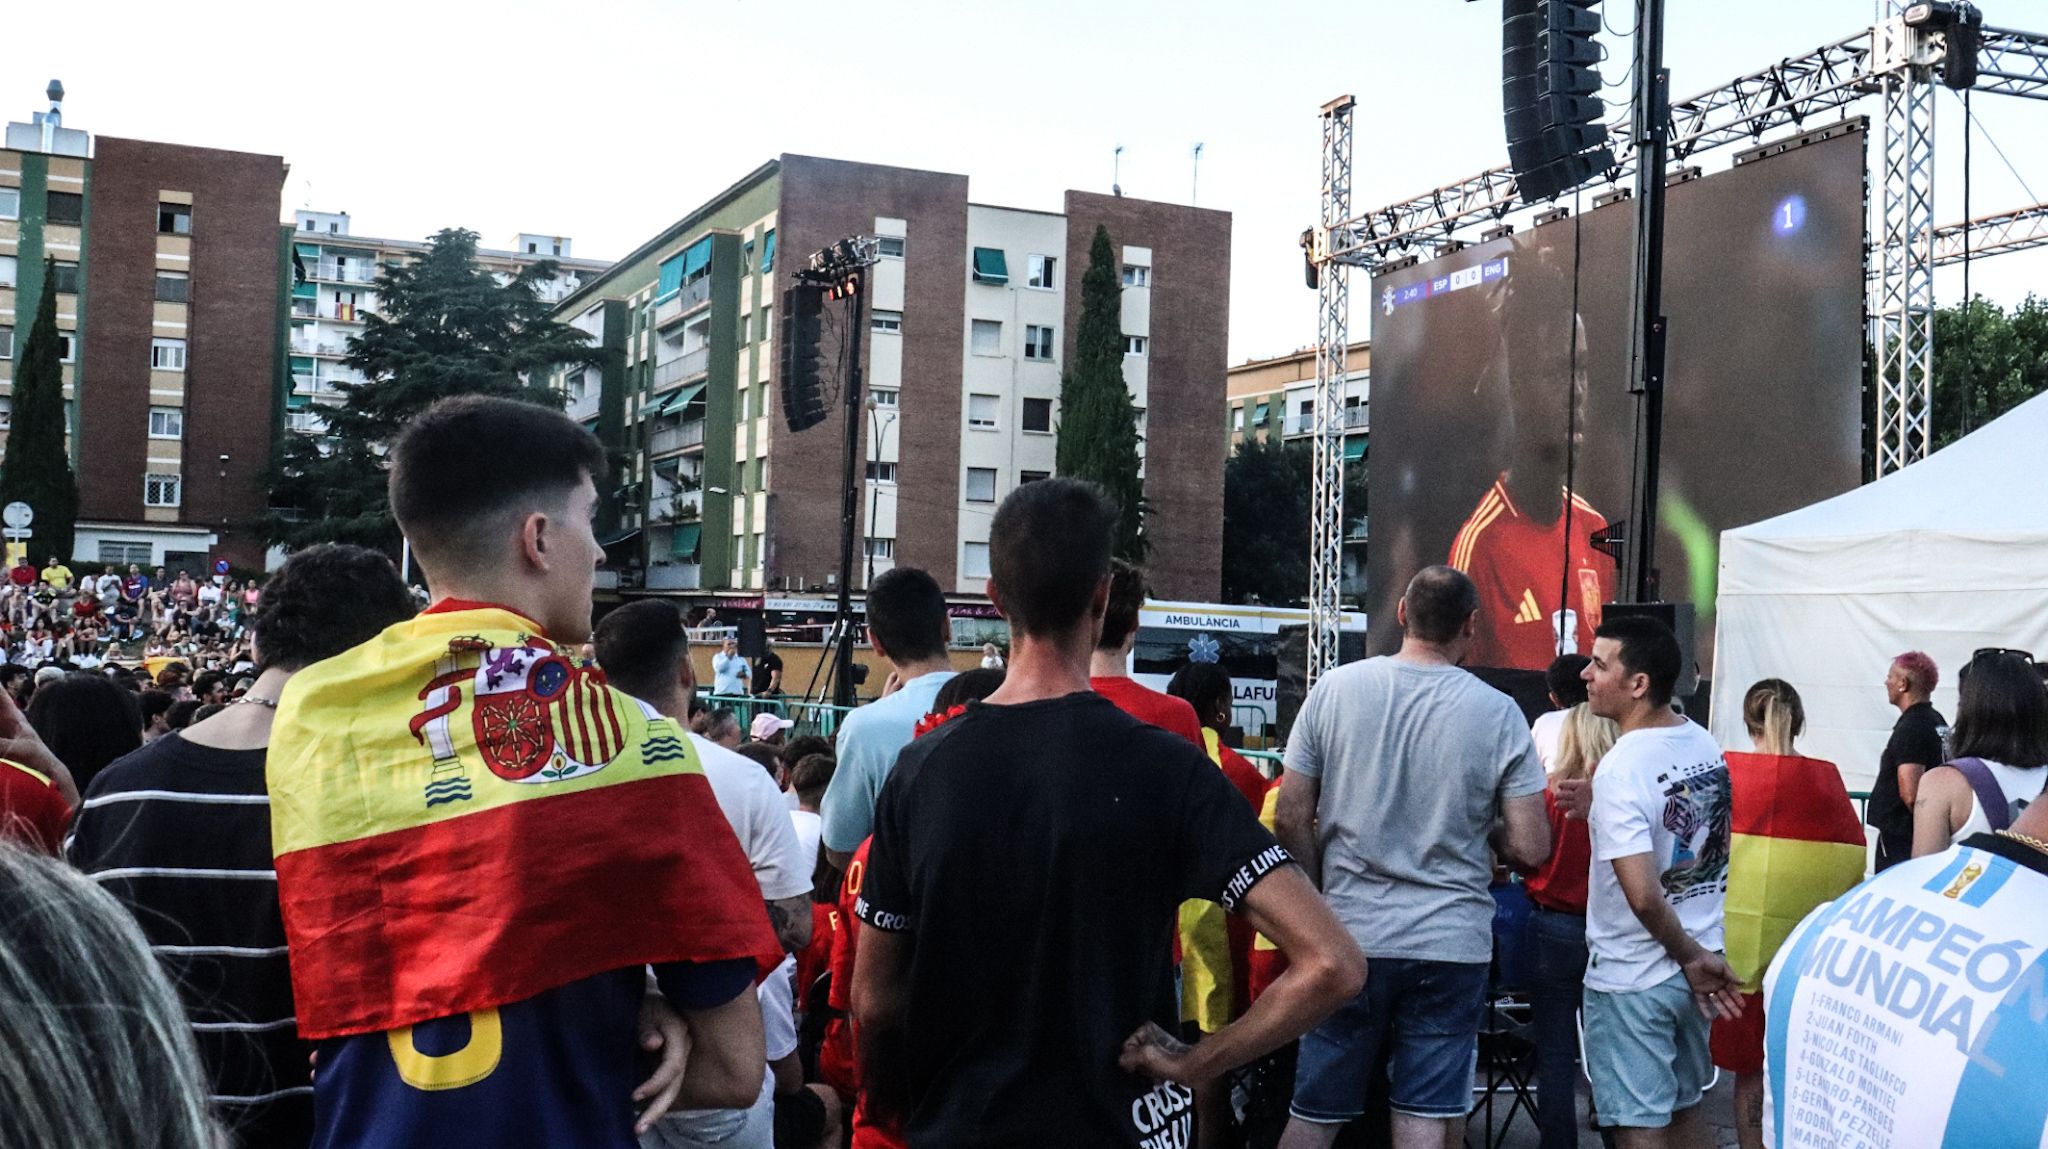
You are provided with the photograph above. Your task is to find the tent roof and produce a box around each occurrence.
[1729,390,2048,542]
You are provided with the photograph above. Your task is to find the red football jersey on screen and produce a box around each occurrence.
[1448,477,1615,670]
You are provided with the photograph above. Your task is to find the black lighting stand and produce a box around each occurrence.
[795,237,878,709]
[1624,0,1670,604]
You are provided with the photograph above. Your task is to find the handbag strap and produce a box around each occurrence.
[1949,757,2014,832]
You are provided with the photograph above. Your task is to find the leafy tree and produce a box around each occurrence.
[1056,225,1147,561]
[262,229,597,552]
[1931,294,2048,451]
[1221,437,1366,605]
[0,260,79,564]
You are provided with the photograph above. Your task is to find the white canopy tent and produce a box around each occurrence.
[1710,391,2048,793]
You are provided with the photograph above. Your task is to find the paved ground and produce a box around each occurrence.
[1471,1072,1742,1148]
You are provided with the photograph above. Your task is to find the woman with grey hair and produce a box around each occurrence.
[0,841,216,1149]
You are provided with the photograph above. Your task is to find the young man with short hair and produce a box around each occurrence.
[1274,565,1552,1149]
[69,544,419,1149]
[265,396,778,1149]
[1580,615,1740,1149]
[1090,559,1205,746]
[818,567,956,868]
[593,598,832,1149]
[851,478,1366,1147]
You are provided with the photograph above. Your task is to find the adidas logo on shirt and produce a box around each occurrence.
[1515,589,1543,625]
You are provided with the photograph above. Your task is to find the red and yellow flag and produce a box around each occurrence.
[268,606,777,1039]
[1723,751,1868,992]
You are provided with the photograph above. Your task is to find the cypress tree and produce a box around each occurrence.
[0,259,80,564]
[1056,225,1148,561]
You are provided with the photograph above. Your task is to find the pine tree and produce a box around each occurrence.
[262,229,598,552]
[1056,225,1148,560]
[0,260,79,565]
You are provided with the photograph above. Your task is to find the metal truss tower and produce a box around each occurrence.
[1307,95,1355,688]
[1875,10,1940,475]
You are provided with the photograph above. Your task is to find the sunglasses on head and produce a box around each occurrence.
[1973,647,2037,665]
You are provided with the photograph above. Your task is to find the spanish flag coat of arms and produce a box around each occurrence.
[267,605,778,1040]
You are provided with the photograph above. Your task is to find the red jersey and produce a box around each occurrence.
[1521,787,1591,914]
[1089,676,1205,747]
[0,758,72,855]
[826,837,907,1149]
[1448,476,1615,670]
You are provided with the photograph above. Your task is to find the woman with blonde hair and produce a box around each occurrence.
[0,840,216,1149]
[1522,701,1617,1149]
[1715,677,1865,1149]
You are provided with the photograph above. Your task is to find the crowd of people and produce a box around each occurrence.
[0,394,2044,1149]
[2,552,262,671]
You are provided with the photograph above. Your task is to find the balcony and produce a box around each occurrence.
[646,563,702,591]
[1281,407,1369,437]
[652,277,713,328]
[649,489,703,524]
[312,260,379,285]
[653,347,710,388]
[649,419,707,455]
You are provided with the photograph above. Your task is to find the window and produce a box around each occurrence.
[1022,397,1053,433]
[878,236,905,258]
[46,192,83,226]
[302,219,315,231]
[329,222,340,234]
[1024,325,1054,360]
[759,229,776,273]
[1123,335,1148,357]
[56,333,73,363]
[565,370,588,403]
[970,319,1002,356]
[0,255,14,287]
[1027,254,1057,289]
[51,261,80,295]
[1019,469,1050,484]
[0,326,11,359]
[155,271,190,303]
[159,202,192,235]
[99,541,152,565]
[0,188,17,220]
[971,247,1008,285]
[871,310,903,334]
[863,537,895,560]
[151,338,187,371]
[144,473,183,508]
[872,388,898,408]
[965,467,998,503]
[0,397,10,429]
[963,541,992,580]
[1232,406,1244,430]
[526,242,538,254]
[1122,265,1151,287]
[865,461,898,484]
[741,242,754,274]
[148,406,183,439]
[967,393,999,429]
[737,313,750,343]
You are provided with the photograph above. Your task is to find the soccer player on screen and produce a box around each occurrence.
[1448,266,1615,670]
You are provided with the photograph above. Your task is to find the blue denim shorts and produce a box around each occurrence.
[1289,958,1487,1122]
[1582,971,1714,1128]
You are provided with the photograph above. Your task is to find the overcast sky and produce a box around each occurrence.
[9,0,2045,361]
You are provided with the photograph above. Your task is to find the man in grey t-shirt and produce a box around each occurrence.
[1274,566,1551,1149]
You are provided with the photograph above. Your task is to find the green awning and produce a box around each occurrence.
[670,523,702,559]
[972,247,1009,284]
[660,382,707,415]
[1251,401,1270,426]
[1343,436,1367,462]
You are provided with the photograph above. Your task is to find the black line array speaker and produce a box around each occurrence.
[779,284,827,433]
[1503,0,1615,204]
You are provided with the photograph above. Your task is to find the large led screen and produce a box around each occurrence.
[1366,124,1867,673]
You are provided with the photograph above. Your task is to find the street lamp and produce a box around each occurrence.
[863,393,898,589]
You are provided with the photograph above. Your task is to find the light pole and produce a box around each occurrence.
[863,393,897,590]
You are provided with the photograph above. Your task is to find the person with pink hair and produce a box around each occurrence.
[1867,651,1946,869]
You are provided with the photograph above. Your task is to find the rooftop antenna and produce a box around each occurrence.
[1192,142,1204,205]
[1113,144,1124,197]
[41,80,63,153]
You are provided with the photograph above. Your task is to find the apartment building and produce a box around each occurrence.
[2,84,288,571]
[546,154,1230,605]
[285,210,607,436]
[1226,340,1371,454]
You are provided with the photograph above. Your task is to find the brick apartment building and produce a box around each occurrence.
[3,84,286,572]
[547,154,1230,609]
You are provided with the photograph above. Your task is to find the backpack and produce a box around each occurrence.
[1948,757,2015,832]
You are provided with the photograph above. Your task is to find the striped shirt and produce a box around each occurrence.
[67,732,312,1149]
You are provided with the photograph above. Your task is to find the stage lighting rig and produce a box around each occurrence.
[1903,2,1984,90]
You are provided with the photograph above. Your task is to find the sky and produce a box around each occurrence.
[8,0,2046,362]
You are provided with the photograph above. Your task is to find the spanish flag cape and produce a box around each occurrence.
[267,604,778,1040]
[1722,751,1867,993]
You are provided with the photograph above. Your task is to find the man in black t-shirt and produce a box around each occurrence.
[1868,651,1947,870]
[754,639,784,697]
[850,479,1365,1148]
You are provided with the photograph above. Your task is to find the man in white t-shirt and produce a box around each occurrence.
[1530,652,1590,772]
[592,600,817,1149]
[1581,615,1740,1149]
